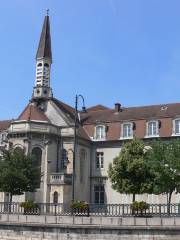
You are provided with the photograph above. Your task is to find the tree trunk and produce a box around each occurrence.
[131,193,136,215]
[168,192,172,205]
[167,191,173,215]
[8,193,12,213]
[132,193,136,202]
[9,193,12,203]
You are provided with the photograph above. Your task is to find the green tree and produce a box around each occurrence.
[0,148,40,202]
[147,139,180,205]
[108,138,154,202]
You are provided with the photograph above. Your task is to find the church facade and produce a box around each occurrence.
[1,14,180,204]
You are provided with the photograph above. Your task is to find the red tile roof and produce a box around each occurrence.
[0,120,11,131]
[77,125,91,141]
[3,99,180,141]
[82,103,180,124]
[18,104,49,122]
[52,98,75,118]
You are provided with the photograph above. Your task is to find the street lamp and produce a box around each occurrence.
[72,94,86,201]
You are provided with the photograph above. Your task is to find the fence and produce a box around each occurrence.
[0,202,179,217]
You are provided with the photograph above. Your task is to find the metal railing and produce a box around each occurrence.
[0,203,180,217]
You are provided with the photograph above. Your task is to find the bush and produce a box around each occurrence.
[130,201,149,214]
[70,200,89,211]
[20,201,38,213]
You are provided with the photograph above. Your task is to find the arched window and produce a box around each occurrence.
[37,63,42,67]
[61,149,68,169]
[44,63,49,67]
[43,63,50,84]
[31,147,42,188]
[80,149,86,183]
[53,191,58,204]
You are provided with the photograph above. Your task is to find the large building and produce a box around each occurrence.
[0,14,180,204]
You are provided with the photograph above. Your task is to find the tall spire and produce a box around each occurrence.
[36,13,52,61]
[33,12,53,100]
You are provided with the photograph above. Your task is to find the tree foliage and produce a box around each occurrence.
[108,138,154,202]
[147,139,180,204]
[0,148,40,202]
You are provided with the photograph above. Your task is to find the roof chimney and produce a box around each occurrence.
[115,103,121,112]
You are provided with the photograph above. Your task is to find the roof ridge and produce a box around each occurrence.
[123,102,180,110]
[87,104,110,112]
[52,98,75,117]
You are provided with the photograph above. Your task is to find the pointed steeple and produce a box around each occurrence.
[36,13,52,61]
[32,12,53,100]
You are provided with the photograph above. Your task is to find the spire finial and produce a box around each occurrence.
[46,9,49,16]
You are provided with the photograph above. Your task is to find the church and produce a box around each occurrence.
[0,14,180,204]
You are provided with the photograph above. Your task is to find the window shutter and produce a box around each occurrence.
[158,120,162,129]
[106,126,109,132]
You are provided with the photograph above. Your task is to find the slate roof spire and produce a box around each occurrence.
[36,12,52,61]
[32,12,53,99]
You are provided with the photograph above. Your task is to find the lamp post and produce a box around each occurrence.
[72,94,86,201]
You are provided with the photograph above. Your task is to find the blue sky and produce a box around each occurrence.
[1,0,180,119]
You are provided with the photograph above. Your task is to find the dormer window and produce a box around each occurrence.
[95,125,106,140]
[121,122,133,139]
[146,120,159,137]
[175,119,180,134]
[172,119,180,135]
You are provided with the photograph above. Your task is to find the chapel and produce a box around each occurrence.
[0,14,180,204]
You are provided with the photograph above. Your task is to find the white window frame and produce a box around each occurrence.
[61,148,68,169]
[145,120,159,138]
[172,118,180,136]
[94,125,106,140]
[96,152,104,169]
[120,122,133,139]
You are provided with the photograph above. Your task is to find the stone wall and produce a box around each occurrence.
[0,223,180,240]
[0,214,179,239]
